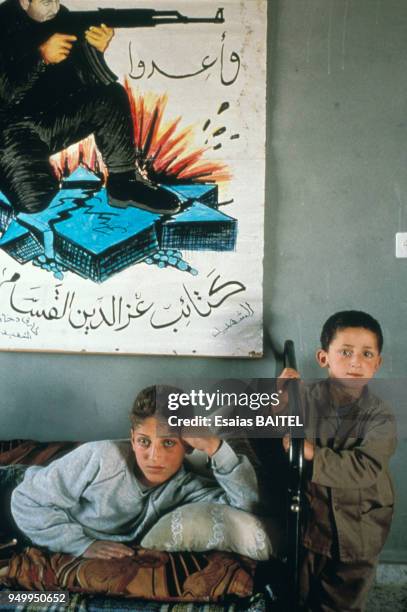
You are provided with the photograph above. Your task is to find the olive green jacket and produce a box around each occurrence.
[299,381,397,562]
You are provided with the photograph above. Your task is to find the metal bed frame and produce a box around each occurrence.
[284,339,305,610]
[0,342,306,611]
[261,340,304,611]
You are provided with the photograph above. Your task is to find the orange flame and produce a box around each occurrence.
[50,136,107,183]
[50,83,231,185]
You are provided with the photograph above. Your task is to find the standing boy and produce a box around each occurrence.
[279,310,396,611]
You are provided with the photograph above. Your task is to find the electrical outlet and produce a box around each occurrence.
[396,233,407,258]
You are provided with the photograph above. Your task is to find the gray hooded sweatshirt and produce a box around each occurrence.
[11,439,259,556]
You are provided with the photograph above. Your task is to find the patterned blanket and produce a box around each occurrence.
[0,440,268,610]
[2,547,255,601]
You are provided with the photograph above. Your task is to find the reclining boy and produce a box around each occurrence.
[10,385,260,560]
[278,310,397,611]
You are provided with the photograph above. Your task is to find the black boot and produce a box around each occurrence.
[107,171,181,215]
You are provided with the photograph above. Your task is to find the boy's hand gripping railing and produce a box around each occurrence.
[283,340,304,606]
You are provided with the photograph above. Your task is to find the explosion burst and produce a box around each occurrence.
[51,83,231,185]
[50,137,107,183]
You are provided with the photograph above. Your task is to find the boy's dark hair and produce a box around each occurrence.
[130,384,182,429]
[320,310,383,353]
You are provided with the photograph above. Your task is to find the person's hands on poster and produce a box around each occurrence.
[39,33,77,64]
[83,540,134,560]
[182,435,221,457]
[276,367,301,410]
[283,434,314,461]
[85,24,114,53]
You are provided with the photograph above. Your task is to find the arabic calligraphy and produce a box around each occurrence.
[128,32,241,86]
[0,312,40,341]
[0,269,246,337]
[211,302,254,337]
[149,274,246,331]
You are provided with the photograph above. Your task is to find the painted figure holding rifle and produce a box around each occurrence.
[0,0,223,216]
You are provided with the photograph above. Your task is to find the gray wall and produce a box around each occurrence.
[265,0,407,561]
[267,0,407,378]
[0,0,406,560]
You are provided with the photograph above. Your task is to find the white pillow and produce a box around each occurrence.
[141,502,281,561]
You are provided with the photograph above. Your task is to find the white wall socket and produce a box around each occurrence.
[396,233,407,258]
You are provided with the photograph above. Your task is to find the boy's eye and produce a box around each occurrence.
[340,349,352,357]
[163,439,177,448]
[137,437,150,447]
[364,351,374,358]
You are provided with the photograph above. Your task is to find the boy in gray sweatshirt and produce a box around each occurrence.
[11,385,260,560]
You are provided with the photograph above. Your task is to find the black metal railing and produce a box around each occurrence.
[283,340,304,608]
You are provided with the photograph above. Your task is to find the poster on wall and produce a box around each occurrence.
[0,0,267,356]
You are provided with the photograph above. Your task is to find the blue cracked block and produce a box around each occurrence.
[159,201,237,251]
[0,190,14,235]
[52,189,160,282]
[0,191,12,208]
[0,219,43,263]
[162,184,218,207]
[0,168,231,281]
[60,165,103,190]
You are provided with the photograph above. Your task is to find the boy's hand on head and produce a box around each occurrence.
[182,436,221,457]
[83,540,134,560]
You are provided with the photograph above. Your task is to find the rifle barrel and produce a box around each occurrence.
[96,7,224,28]
[54,8,224,38]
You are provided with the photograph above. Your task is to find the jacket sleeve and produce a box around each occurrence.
[0,4,72,105]
[180,441,261,513]
[311,405,397,489]
[0,39,46,105]
[11,444,101,556]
